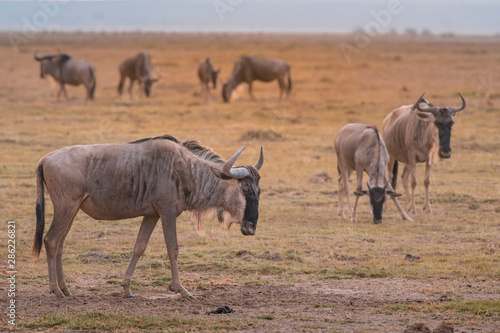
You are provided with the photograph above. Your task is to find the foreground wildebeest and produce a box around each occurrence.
[35,51,96,104]
[32,135,264,299]
[118,51,160,97]
[334,123,412,223]
[198,58,220,97]
[382,93,466,214]
[222,56,292,102]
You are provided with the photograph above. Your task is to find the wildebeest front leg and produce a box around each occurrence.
[337,169,346,219]
[385,177,413,222]
[351,167,364,222]
[423,161,432,213]
[248,82,257,101]
[160,210,194,299]
[121,215,159,298]
[128,79,135,97]
[404,163,418,215]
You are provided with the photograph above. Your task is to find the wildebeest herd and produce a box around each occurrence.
[32,50,466,299]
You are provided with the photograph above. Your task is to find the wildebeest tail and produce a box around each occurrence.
[287,68,292,94]
[391,160,398,190]
[89,66,96,100]
[32,164,45,258]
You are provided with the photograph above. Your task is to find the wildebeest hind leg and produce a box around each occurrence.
[278,78,285,100]
[55,214,79,296]
[44,203,80,298]
[121,216,159,298]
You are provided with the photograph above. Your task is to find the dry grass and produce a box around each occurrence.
[0,32,499,331]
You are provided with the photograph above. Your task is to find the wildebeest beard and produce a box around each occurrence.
[240,169,261,236]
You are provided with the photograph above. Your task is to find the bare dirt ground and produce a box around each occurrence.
[7,276,498,332]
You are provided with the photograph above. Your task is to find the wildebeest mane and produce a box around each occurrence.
[128,135,224,164]
[182,139,224,164]
[58,54,72,64]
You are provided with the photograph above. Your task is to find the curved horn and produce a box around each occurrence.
[253,147,264,171]
[34,51,43,61]
[367,182,372,191]
[222,146,249,179]
[448,92,466,113]
[414,92,439,113]
[383,181,388,191]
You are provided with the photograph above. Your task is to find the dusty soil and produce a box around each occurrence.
[8,276,499,332]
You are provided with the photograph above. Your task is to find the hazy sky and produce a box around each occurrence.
[0,0,499,35]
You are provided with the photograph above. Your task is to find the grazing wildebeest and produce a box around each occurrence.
[198,58,220,98]
[382,93,466,214]
[34,51,96,104]
[222,56,292,102]
[334,123,412,223]
[118,51,160,97]
[32,135,264,299]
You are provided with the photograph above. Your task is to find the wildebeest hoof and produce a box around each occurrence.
[187,295,195,300]
[125,294,136,298]
[373,220,382,224]
[59,295,66,299]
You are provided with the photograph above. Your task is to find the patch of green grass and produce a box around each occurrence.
[20,311,258,331]
[20,312,187,330]
[315,303,336,308]
[243,279,272,286]
[381,300,500,317]
[106,279,121,285]
[256,314,275,320]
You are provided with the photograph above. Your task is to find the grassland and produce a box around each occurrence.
[0,32,499,332]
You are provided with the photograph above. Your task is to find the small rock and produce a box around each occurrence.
[405,254,421,261]
[403,323,431,333]
[207,305,235,315]
[312,153,322,159]
[438,295,451,302]
[432,322,454,333]
[309,170,332,184]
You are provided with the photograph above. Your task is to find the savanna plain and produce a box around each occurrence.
[0,33,499,332]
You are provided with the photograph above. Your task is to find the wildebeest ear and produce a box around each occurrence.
[354,190,368,197]
[415,111,435,122]
[386,190,402,198]
[210,166,232,180]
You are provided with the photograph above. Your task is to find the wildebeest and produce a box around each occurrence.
[222,56,292,102]
[198,58,220,98]
[334,123,412,223]
[382,93,466,214]
[32,135,264,299]
[35,51,96,104]
[118,51,160,97]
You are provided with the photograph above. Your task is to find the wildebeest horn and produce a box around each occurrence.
[383,181,388,191]
[223,146,249,179]
[253,147,264,171]
[367,182,372,191]
[448,93,466,113]
[34,51,45,61]
[414,92,439,113]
